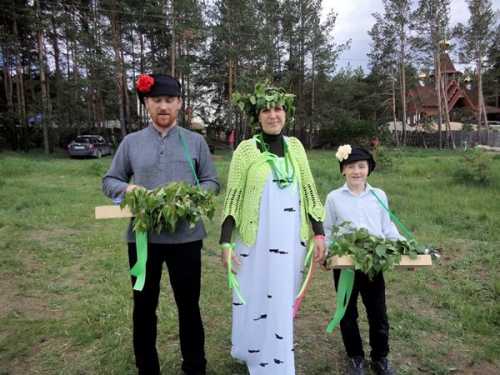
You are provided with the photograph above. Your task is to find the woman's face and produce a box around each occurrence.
[258,105,286,135]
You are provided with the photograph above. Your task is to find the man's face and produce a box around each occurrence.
[342,160,369,189]
[258,105,286,135]
[145,96,182,129]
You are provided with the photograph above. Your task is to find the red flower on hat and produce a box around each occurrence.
[136,74,155,93]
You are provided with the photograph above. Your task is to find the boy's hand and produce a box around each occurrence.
[313,235,326,263]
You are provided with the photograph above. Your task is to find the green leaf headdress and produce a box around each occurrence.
[232,81,296,129]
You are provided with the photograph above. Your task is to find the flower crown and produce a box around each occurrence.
[136,74,155,93]
[336,145,352,161]
[232,81,296,128]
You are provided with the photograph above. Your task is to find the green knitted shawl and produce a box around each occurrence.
[222,136,325,246]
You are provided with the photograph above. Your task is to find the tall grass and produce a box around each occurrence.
[0,148,498,374]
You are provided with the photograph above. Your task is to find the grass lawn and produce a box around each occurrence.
[0,147,499,375]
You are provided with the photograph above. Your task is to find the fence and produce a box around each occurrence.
[397,130,500,148]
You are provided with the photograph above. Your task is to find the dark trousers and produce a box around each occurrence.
[128,241,206,375]
[333,270,390,360]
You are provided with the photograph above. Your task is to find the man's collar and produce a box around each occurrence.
[148,122,178,138]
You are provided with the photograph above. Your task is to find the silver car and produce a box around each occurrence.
[67,135,112,158]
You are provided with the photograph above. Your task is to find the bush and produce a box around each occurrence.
[454,149,494,184]
[318,118,379,147]
[372,146,393,171]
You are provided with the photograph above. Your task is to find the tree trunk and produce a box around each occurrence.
[440,76,455,148]
[2,48,14,113]
[36,3,50,155]
[13,17,27,143]
[171,0,176,76]
[139,31,145,127]
[477,46,489,144]
[435,50,443,149]
[2,46,17,150]
[400,33,407,146]
[72,39,80,133]
[310,47,316,150]
[392,71,399,146]
[110,2,127,138]
[476,53,483,144]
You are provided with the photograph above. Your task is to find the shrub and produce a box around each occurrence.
[86,161,107,177]
[454,149,494,184]
[372,146,393,171]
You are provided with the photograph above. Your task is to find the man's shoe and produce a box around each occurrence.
[371,357,396,375]
[346,356,365,375]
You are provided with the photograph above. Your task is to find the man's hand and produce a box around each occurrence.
[126,184,142,193]
[221,247,241,274]
[313,235,326,264]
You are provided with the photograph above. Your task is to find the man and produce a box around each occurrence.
[102,74,219,375]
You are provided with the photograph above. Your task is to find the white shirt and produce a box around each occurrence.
[324,183,404,247]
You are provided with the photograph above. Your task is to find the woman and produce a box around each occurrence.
[219,82,326,374]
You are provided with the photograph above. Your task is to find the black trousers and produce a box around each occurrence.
[128,240,206,375]
[333,270,390,360]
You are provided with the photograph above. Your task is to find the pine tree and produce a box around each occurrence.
[455,0,496,143]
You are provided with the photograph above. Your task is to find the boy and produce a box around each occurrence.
[324,145,402,375]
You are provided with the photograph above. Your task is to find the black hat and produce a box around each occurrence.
[337,145,376,175]
[136,74,182,104]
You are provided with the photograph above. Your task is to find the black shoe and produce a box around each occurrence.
[347,356,365,375]
[371,357,396,375]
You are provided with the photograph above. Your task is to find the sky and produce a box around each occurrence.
[322,0,476,72]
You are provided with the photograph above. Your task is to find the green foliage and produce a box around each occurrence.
[232,81,296,128]
[326,222,430,280]
[320,118,378,146]
[373,146,393,171]
[121,182,216,233]
[85,161,107,177]
[454,149,494,184]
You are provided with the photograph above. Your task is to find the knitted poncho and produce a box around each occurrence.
[222,136,325,246]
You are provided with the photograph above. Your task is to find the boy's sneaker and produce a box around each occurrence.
[371,357,395,375]
[347,356,365,375]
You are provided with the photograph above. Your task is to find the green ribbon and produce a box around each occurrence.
[224,243,246,304]
[326,268,355,333]
[254,134,295,189]
[130,231,148,291]
[179,130,200,187]
[293,239,316,318]
[370,190,416,241]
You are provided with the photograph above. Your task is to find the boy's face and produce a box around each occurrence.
[342,160,369,189]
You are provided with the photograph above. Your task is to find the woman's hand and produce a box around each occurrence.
[313,235,326,264]
[221,245,241,274]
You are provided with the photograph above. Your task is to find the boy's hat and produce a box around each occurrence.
[135,74,182,104]
[336,144,376,175]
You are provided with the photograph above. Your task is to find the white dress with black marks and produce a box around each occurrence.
[231,170,305,375]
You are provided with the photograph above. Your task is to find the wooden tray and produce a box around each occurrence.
[95,205,133,219]
[326,254,432,269]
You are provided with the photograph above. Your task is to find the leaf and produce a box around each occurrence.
[375,245,387,257]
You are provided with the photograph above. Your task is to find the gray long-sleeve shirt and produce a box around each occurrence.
[102,124,219,244]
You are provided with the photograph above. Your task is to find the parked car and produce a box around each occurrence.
[67,135,112,158]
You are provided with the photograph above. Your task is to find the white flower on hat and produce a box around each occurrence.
[336,144,352,161]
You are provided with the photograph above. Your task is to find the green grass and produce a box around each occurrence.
[0,148,499,375]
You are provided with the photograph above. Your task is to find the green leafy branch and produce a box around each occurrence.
[232,81,296,128]
[326,222,432,280]
[121,182,216,234]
